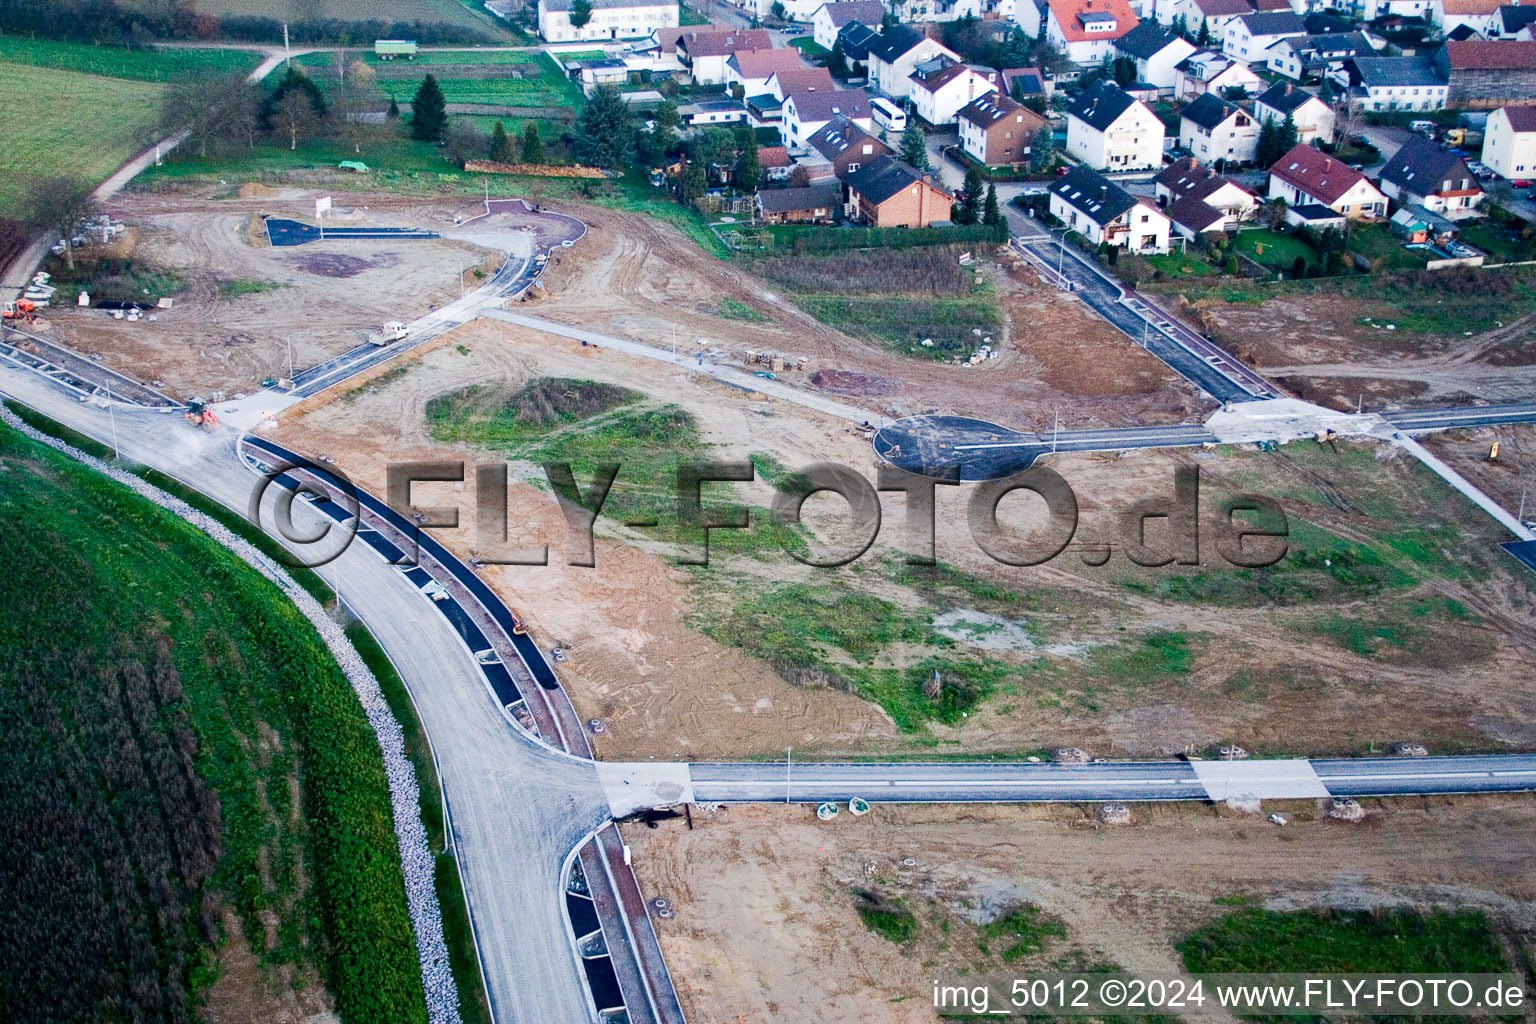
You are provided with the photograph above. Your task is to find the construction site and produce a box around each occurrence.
[8,175,1536,1024]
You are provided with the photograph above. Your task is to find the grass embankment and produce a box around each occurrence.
[0,421,426,1023]
[749,246,1002,359]
[1182,907,1510,974]
[0,62,165,214]
[199,0,502,33]
[0,38,263,80]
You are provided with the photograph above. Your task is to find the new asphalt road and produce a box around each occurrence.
[1382,402,1536,432]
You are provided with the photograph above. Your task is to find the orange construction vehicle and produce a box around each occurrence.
[1,299,38,326]
[184,397,219,431]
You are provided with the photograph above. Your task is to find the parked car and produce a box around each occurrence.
[1512,179,1533,188]
[1020,186,1047,196]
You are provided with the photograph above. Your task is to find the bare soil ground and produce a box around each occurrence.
[29,191,511,399]
[623,795,1536,1024]
[524,203,1207,429]
[1173,290,1536,410]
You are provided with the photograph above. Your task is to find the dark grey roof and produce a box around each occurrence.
[1048,165,1137,226]
[1115,21,1182,60]
[1303,12,1354,32]
[1182,92,1239,130]
[1255,81,1323,113]
[846,155,941,203]
[786,88,869,120]
[1235,10,1306,34]
[867,25,927,63]
[1066,81,1137,132]
[838,20,879,59]
[806,115,887,159]
[544,0,669,8]
[1167,194,1225,231]
[758,183,841,212]
[1498,4,1536,33]
[1446,23,1484,40]
[1289,202,1343,221]
[1378,137,1481,196]
[1350,55,1445,87]
[816,0,885,27]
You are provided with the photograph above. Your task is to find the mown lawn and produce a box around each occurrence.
[0,62,165,215]
[0,38,263,80]
[1232,227,1315,271]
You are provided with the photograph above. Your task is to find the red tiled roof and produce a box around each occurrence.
[1268,143,1372,204]
[728,47,807,78]
[768,67,837,93]
[1443,39,1536,69]
[1500,104,1536,131]
[656,24,732,51]
[678,28,774,58]
[1048,0,1139,43]
[758,146,792,168]
[1439,0,1501,14]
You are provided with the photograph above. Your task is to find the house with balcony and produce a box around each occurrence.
[1178,92,1260,164]
[1253,81,1335,143]
[907,57,1001,125]
[1376,137,1485,215]
[1048,165,1172,251]
[957,93,1048,165]
[1114,22,1198,90]
[1267,142,1387,217]
[1065,80,1165,170]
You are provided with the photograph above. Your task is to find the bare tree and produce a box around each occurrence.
[273,90,321,150]
[333,56,379,155]
[161,73,261,158]
[26,177,98,271]
[1334,97,1366,152]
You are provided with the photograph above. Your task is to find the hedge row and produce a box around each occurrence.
[789,222,1008,252]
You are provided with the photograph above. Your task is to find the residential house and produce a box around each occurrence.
[765,66,838,100]
[1481,103,1536,177]
[1493,4,1536,38]
[1066,80,1166,170]
[1173,50,1266,98]
[1436,39,1536,108]
[1346,55,1448,110]
[1178,92,1260,163]
[908,57,1001,125]
[676,28,774,84]
[756,183,843,223]
[1160,0,1257,40]
[811,0,885,49]
[1043,0,1142,66]
[844,156,953,226]
[866,26,964,98]
[679,98,751,125]
[958,93,1049,165]
[889,0,985,23]
[1155,155,1260,229]
[1048,165,1172,250]
[645,23,732,71]
[1253,81,1336,143]
[803,116,894,181]
[1222,10,1306,63]
[1360,0,1431,18]
[1376,136,1485,214]
[537,0,677,42]
[724,48,807,96]
[837,20,881,67]
[1431,0,1504,38]
[1264,31,1370,81]
[782,88,874,147]
[1114,22,1199,90]
[1267,142,1387,217]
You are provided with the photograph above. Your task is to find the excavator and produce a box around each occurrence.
[1,299,38,326]
[184,397,219,431]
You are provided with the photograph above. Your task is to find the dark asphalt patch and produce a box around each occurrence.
[264,217,440,247]
[875,414,1045,481]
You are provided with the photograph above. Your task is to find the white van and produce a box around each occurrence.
[870,97,907,133]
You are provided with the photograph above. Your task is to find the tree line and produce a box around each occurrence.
[0,0,490,48]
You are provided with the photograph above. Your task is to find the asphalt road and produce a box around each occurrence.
[1012,227,1277,404]
[874,414,1216,480]
[1382,402,1536,432]
[691,754,1536,803]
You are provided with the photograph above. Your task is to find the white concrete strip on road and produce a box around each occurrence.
[597,763,695,817]
[1392,433,1536,541]
[1204,398,1382,445]
[1191,759,1330,801]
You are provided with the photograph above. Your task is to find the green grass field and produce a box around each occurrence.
[0,38,263,80]
[197,0,499,31]
[0,420,426,1023]
[0,62,165,215]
